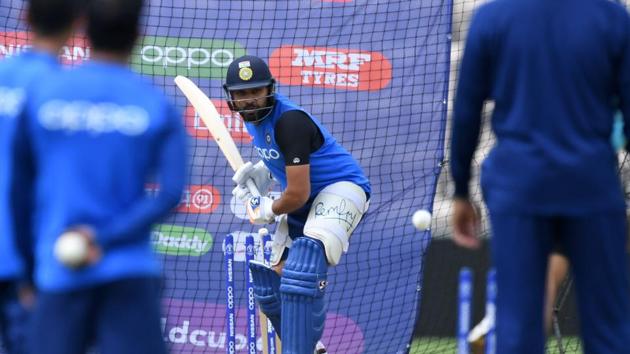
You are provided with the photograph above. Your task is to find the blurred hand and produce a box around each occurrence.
[451,198,481,249]
[17,284,35,309]
[68,225,102,267]
[273,260,285,276]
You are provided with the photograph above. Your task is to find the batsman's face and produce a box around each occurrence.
[231,87,271,113]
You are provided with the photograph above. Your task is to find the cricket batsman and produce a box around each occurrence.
[225,55,371,354]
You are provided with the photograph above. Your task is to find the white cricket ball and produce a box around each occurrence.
[258,228,269,237]
[54,231,88,267]
[412,209,432,230]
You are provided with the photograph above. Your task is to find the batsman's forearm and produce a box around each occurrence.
[272,192,308,215]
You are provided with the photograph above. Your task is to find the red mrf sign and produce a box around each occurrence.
[269,46,391,91]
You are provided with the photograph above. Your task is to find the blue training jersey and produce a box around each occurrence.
[244,93,370,198]
[0,51,58,282]
[451,0,630,215]
[14,60,187,291]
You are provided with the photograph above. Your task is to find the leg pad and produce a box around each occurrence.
[280,237,328,354]
[249,260,282,337]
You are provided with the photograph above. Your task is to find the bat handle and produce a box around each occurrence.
[246,178,261,198]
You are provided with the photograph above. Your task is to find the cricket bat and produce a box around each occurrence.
[173,75,260,196]
[174,75,283,353]
[261,315,283,354]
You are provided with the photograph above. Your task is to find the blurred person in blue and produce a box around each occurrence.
[11,0,187,353]
[0,0,84,353]
[543,112,627,333]
[225,55,370,354]
[450,1,630,354]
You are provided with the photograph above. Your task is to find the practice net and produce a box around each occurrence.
[3,0,626,353]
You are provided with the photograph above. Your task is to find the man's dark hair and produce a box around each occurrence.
[87,0,144,54]
[27,0,83,36]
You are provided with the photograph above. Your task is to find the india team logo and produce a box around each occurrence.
[238,67,253,81]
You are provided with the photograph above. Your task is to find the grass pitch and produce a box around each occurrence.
[409,337,583,354]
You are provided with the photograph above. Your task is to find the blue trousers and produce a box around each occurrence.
[0,282,30,354]
[31,277,166,354]
[489,211,630,354]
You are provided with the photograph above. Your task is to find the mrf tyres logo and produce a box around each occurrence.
[132,36,246,77]
[152,224,213,256]
[269,46,392,91]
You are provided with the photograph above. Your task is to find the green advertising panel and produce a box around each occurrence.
[131,36,246,77]
[152,224,213,256]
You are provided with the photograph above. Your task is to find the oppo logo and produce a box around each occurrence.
[0,87,25,117]
[140,46,233,69]
[255,147,281,160]
[131,36,246,78]
[38,100,149,135]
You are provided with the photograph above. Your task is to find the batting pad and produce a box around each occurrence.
[280,237,328,354]
[248,260,282,338]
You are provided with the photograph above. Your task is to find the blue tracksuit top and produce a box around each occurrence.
[0,51,57,282]
[14,60,187,291]
[451,0,630,215]
[244,93,370,199]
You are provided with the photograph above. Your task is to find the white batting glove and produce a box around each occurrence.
[246,196,276,225]
[232,161,275,197]
[232,184,253,204]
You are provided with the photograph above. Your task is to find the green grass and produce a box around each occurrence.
[409,337,583,354]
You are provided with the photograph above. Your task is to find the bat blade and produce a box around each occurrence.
[174,75,244,171]
[174,75,260,197]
